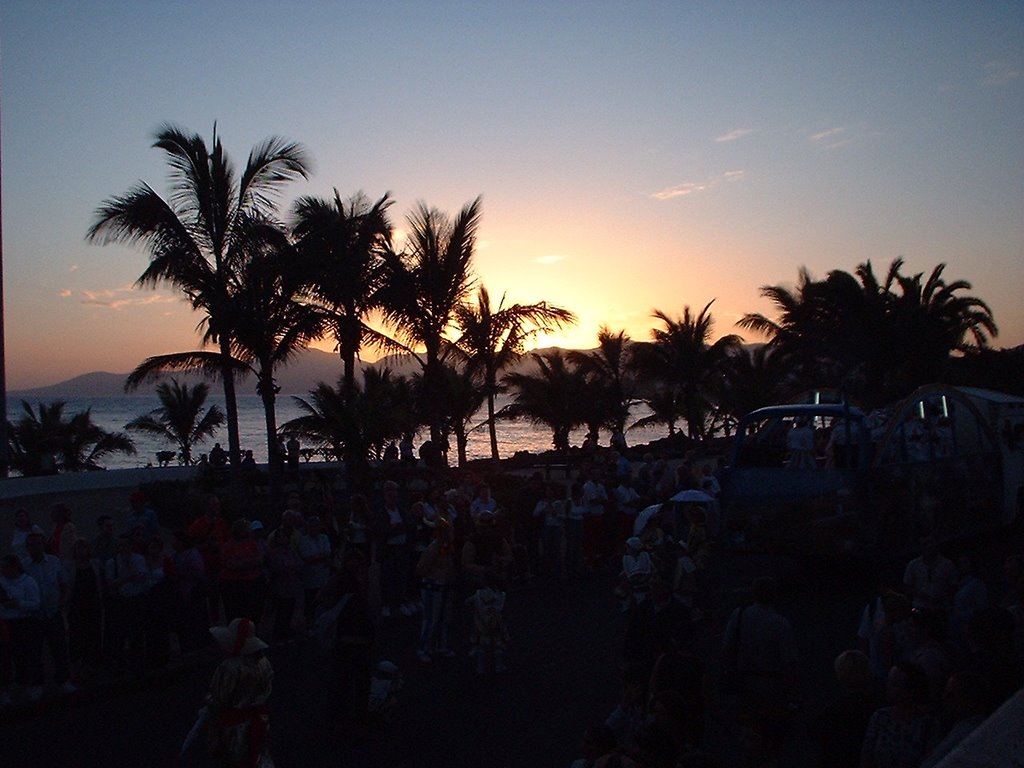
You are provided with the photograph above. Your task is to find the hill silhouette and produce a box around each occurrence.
[8,346,574,399]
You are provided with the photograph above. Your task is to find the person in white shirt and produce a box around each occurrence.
[103,535,149,670]
[22,532,74,693]
[581,469,609,567]
[533,484,566,578]
[0,555,43,702]
[565,483,587,575]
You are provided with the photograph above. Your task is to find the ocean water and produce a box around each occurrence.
[6,394,667,470]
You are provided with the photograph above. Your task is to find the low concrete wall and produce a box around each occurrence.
[0,467,199,551]
[936,688,1024,767]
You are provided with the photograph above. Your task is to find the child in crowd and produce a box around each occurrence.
[368,660,403,723]
[467,574,509,674]
[618,537,653,610]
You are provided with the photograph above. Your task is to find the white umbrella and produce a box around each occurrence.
[670,489,714,504]
[633,504,663,536]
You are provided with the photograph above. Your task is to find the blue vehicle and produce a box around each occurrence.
[722,386,1018,556]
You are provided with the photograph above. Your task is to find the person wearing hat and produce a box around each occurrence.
[206,617,273,768]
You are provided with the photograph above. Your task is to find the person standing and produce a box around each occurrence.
[298,516,332,631]
[205,617,274,768]
[721,576,799,766]
[0,555,42,703]
[188,495,229,624]
[265,531,302,644]
[66,538,104,675]
[167,530,208,655]
[533,484,566,578]
[318,549,375,737]
[581,468,609,569]
[46,504,77,580]
[286,435,300,473]
[414,518,457,662]
[103,534,150,672]
[125,490,160,538]
[22,532,74,694]
[903,537,958,612]
[565,483,586,575]
[8,509,35,561]
[373,481,412,619]
[220,519,265,625]
[92,515,119,569]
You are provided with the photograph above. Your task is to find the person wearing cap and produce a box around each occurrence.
[206,617,273,767]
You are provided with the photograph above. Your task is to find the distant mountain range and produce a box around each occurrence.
[7,346,566,399]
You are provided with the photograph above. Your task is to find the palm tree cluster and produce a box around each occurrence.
[504,303,748,451]
[84,124,576,472]
[738,259,998,409]
[7,401,135,476]
[66,124,1002,475]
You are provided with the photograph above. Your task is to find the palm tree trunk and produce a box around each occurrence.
[258,370,282,508]
[455,424,469,467]
[219,338,241,469]
[487,392,500,461]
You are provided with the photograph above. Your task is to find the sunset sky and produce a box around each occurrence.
[2,1,1022,390]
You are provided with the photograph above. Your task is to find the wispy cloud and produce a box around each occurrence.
[59,289,72,298]
[68,265,79,272]
[808,125,863,150]
[79,287,177,310]
[650,170,745,201]
[715,128,754,143]
[534,254,567,265]
[983,60,1021,87]
[651,182,707,200]
[810,126,845,142]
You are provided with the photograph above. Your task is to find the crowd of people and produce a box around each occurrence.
[564,509,1024,767]
[2,443,1023,767]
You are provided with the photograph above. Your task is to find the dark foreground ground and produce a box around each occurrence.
[0,543,897,768]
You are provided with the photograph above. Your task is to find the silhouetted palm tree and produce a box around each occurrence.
[291,190,394,401]
[377,197,481,447]
[629,386,684,437]
[632,301,741,442]
[281,367,415,465]
[125,379,224,465]
[124,244,324,468]
[712,344,799,435]
[426,362,487,468]
[454,285,575,460]
[568,327,634,441]
[503,350,589,452]
[87,124,311,467]
[7,401,135,476]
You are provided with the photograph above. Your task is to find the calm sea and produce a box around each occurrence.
[6,394,666,470]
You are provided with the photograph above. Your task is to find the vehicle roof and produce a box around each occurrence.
[957,386,1024,407]
[740,403,866,421]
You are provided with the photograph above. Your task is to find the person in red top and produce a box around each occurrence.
[220,519,265,625]
[188,495,229,623]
